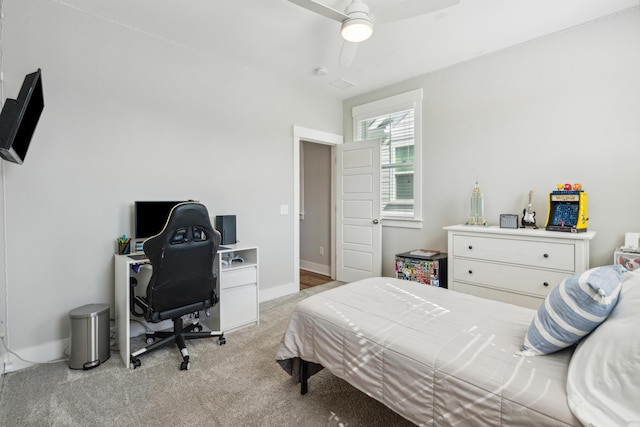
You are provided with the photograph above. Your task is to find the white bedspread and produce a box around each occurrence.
[276,277,580,426]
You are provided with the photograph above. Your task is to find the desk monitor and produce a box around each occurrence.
[134,201,186,239]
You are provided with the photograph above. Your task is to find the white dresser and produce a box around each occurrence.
[443,225,596,309]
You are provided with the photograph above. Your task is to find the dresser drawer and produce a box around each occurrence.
[221,266,257,290]
[452,259,571,298]
[451,282,544,310]
[452,235,575,271]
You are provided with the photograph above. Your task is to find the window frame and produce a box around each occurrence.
[352,89,423,229]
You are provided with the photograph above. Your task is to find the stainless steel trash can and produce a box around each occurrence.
[68,303,110,370]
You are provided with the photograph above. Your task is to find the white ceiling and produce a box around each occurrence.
[73,0,640,100]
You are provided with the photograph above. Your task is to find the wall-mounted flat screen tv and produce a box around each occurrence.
[0,69,44,165]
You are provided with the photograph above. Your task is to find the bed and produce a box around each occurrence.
[276,271,640,426]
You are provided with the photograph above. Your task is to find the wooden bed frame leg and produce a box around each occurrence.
[300,359,308,395]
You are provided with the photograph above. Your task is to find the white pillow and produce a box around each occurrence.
[520,265,625,356]
[566,268,640,427]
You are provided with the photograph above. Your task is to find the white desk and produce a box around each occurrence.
[114,244,259,368]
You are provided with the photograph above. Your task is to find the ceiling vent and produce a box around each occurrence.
[329,78,356,90]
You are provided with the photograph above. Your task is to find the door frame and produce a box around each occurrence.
[293,126,343,291]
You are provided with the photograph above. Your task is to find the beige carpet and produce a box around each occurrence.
[0,281,414,426]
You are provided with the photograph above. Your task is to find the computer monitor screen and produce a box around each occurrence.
[550,203,579,227]
[134,201,185,239]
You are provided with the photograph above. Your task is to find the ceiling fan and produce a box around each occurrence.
[288,0,460,67]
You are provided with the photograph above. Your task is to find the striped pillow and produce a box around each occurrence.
[519,265,626,356]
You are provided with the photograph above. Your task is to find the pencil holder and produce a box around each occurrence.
[117,238,131,255]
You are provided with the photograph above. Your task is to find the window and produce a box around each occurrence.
[352,89,422,228]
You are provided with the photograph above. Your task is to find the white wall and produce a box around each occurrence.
[0,0,342,367]
[344,8,640,277]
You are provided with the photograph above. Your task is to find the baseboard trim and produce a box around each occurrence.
[3,337,68,373]
[259,281,298,303]
[300,260,330,276]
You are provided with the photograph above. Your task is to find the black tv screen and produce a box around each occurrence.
[134,201,186,239]
[0,69,44,165]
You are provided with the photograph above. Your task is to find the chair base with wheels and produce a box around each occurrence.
[130,298,226,370]
[130,316,225,370]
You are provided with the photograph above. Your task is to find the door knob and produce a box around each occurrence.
[372,219,380,224]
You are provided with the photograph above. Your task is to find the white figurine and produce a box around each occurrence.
[466,179,487,226]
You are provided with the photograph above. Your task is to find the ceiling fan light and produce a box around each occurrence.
[341,18,373,42]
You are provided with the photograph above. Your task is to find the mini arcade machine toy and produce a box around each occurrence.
[545,183,589,232]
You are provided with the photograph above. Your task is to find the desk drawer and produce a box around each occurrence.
[452,235,574,271]
[452,259,571,298]
[221,283,257,330]
[221,266,257,290]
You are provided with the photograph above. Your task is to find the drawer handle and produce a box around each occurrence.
[543,253,549,258]
[468,270,473,275]
[543,282,549,287]
[468,245,473,250]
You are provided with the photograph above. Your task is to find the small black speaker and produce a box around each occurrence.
[215,215,236,245]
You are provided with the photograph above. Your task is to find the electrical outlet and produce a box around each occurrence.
[319,246,324,255]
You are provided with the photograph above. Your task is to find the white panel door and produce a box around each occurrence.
[336,139,381,282]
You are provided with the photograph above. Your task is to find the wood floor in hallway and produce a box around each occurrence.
[300,269,332,290]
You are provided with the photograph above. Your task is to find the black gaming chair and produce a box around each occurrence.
[130,201,225,370]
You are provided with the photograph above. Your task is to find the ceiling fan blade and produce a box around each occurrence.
[288,0,348,23]
[375,0,459,25]
[339,41,359,67]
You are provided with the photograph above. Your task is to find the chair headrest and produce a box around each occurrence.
[144,201,218,251]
